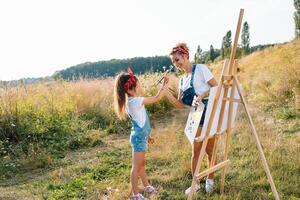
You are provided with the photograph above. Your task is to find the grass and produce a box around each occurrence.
[0,40,299,199]
[0,107,299,199]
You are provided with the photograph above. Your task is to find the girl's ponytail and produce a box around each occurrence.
[113,72,137,119]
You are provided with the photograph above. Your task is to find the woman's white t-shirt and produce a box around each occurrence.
[178,64,214,98]
[126,97,147,128]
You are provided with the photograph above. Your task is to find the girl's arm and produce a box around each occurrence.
[143,85,166,106]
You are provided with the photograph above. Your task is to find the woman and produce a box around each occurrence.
[164,43,218,194]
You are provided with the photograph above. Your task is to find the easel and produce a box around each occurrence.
[187,9,280,200]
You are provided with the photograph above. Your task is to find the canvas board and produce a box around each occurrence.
[184,86,240,144]
[184,102,205,144]
[198,86,240,141]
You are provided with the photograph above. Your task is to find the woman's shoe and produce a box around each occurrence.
[185,183,200,195]
[205,179,214,194]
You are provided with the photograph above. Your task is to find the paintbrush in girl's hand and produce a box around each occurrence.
[156,65,176,94]
[156,65,175,86]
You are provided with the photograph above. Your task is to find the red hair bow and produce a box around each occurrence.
[124,67,136,91]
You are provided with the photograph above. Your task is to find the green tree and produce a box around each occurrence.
[295,0,300,37]
[223,31,232,57]
[221,37,225,59]
[194,45,202,63]
[208,45,216,62]
[241,21,250,55]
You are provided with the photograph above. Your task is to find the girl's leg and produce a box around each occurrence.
[139,157,150,187]
[131,151,145,195]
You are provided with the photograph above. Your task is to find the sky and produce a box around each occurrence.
[0,0,295,81]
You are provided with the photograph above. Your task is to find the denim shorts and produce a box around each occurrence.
[199,99,208,127]
[130,134,148,152]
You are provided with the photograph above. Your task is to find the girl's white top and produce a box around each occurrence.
[126,96,147,128]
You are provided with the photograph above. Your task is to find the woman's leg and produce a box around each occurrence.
[192,127,203,175]
[206,137,216,179]
[131,151,145,195]
[192,128,217,177]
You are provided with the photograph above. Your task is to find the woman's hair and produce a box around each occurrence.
[169,43,190,58]
[113,72,138,119]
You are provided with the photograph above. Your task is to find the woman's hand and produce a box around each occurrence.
[194,95,203,106]
[148,136,155,145]
[194,90,209,106]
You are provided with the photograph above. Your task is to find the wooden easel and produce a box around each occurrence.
[187,9,280,200]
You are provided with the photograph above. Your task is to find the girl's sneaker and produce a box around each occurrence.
[144,185,158,195]
[205,179,214,194]
[185,183,200,195]
[131,193,148,200]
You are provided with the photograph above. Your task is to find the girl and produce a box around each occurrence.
[164,43,218,194]
[114,68,167,200]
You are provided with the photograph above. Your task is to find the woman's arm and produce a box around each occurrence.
[208,77,218,87]
[160,75,184,109]
[195,77,218,104]
[164,87,184,109]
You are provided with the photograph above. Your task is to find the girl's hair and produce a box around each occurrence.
[113,72,138,119]
[169,43,190,58]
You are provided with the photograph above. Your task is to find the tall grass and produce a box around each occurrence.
[0,73,175,174]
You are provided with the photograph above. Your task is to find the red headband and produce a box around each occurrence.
[124,67,136,91]
[172,47,189,58]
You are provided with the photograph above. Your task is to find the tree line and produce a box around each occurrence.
[54,20,274,82]
[53,56,172,80]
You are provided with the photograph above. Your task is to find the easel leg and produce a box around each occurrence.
[220,128,232,194]
[188,138,208,200]
[209,59,229,173]
[234,76,280,200]
[220,59,239,194]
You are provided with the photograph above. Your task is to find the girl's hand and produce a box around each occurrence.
[163,75,169,86]
[161,75,170,93]
[158,78,169,96]
[148,136,155,145]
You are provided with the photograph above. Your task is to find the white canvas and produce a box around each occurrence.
[198,86,240,141]
[184,102,205,144]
